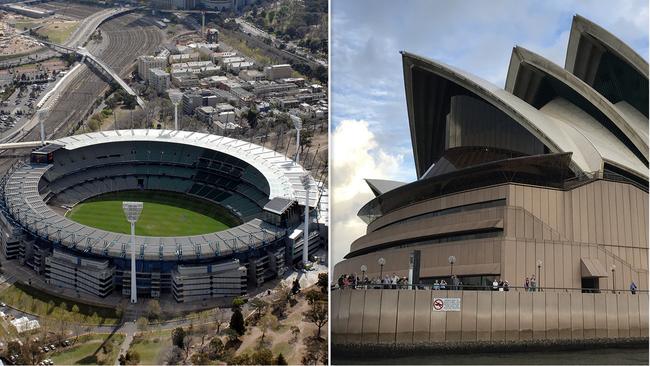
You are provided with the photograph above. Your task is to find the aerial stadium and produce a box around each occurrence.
[333,15,648,345]
[0,129,327,303]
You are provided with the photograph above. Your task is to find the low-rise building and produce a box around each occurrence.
[138,55,167,82]
[169,52,200,64]
[45,249,115,298]
[171,260,247,302]
[196,106,217,123]
[239,69,265,82]
[264,64,293,80]
[149,68,171,94]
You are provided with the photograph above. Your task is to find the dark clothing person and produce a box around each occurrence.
[630,282,638,295]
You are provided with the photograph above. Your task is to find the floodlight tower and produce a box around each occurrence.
[301,174,311,266]
[36,108,48,146]
[168,89,183,130]
[291,115,302,165]
[122,201,143,304]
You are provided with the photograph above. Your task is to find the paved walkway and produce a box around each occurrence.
[114,321,136,365]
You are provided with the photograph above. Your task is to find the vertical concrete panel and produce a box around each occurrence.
[476,291,492,341]
[609,184,619,246]
[413,290,432,343]
[519,292,533,340]
[491,292,506,341]
[378,290,399,344]
[602,182,612,244]
[331,290,342,343]
[606,293,619,338]
[516,240,527,287]
[526,241,536,281]
[586,184,596,243]
[594,183,603,244]
[563,244,572,289]
[617,295,629,338]
[639,293,648,337]
[582,293,595,339]
[557,293,571,339]
[548,189,557,232]
[545,292,559,339]
[544,242,554,290]
[616,184,625,247]
[445,290,462,341]
[628,293,640,338]
[505,291,519,341]
[461,291,477,341]
[395,290,415,344]
[361,290,381,344]
[629,188,639,248]
[335,290,351,343]
[532,292,545,340]
[570,292,583,339]
[594,293,608,338]
[430,292,446,342]
[347,290,365,343]
[623,185,632,246]
[553,241,564,289]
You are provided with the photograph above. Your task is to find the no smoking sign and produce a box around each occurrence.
[432,297,461,312]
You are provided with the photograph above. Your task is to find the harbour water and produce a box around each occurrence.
[334,346,649,365]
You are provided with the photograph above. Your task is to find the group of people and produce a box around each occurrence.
[523,275,538,291]
[491,279,510,291]
[336,273,410,289]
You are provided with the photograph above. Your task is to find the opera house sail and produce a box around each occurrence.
[333,15,648,345]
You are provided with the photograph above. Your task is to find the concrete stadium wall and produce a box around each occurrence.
[332,289,648,345]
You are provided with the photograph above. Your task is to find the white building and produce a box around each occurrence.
[149,68,171,94]
[137,56,167,82]
[264,64,293,80]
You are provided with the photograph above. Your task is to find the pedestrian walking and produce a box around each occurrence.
[630,281,638,295]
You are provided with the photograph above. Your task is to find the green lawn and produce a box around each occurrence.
[66,190,237,237]
[37,21,79,44]
[51,333,124,365]
[129,329,172,365]
[0,282,120,325]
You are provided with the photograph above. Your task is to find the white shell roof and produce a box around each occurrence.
[402,52,604,175]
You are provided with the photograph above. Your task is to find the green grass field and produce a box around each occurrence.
[51,333,124,365]
[66,190,238,237]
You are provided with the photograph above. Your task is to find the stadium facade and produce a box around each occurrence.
[0,130,327,303]
[334,15,648,294]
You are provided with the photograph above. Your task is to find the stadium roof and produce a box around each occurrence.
[3,130,326,261]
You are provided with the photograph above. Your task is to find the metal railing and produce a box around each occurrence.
[332,283,648,294]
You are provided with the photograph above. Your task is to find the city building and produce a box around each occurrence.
[137,55,167,82]
[148,68,171,94]
[264,64,293,80]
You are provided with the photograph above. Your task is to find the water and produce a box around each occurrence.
[334,346,649,365]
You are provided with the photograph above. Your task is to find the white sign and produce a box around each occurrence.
[432,297,461,312]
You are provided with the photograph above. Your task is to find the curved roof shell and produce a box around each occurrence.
[402,51,603,178]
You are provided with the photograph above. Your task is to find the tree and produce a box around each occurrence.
[136,316,149,332]
[305,289,323,305]
[171,327,186,349]
[213,308,228,334]
[207,337,224,360]
[290,326,300,343]
[190,350,210,365]
[165,346,184,365]
[251,347,273,365]
[246,107,259,128]
[317,272,328,293]
[258,312,278,343]
[249,298,268,320]
[304,301,328,338]
[276,353,288,365]
[123,350,140,365]
[147,299,162,320]
[229,307,246,335]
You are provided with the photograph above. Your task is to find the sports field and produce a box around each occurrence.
[66,190,239,236]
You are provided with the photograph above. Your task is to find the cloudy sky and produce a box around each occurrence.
[330,0,649,266]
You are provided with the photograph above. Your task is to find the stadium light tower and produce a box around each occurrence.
[168,89,183,131]
[36,108,48,146]
[301,174,311,266]
[122,201,143,304]
[291,115,302,165]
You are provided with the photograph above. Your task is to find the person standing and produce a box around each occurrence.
[440,279,447,290]
[433,280,440,290]
[630,281,638,295]
[524,277,530,292]
[530,275,537,292]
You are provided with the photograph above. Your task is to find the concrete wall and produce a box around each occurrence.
[332,289,648,345]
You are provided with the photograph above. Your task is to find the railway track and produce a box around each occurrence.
[0,13,163,173]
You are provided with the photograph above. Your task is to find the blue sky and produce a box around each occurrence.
[330,0,649,266]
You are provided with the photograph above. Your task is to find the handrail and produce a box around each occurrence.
[331,283,648,294]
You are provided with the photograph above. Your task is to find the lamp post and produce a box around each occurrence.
[378,257,385,280]
[537,260,543,292]
[448,255,456,278]
[300,174,310,266]
[36,108,48,146]
[122,201,143,304]
[611,264,616,293]
[291,115,302,165]
[168,89,183,131]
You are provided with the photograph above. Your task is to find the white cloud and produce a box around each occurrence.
[331,120,404,265]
